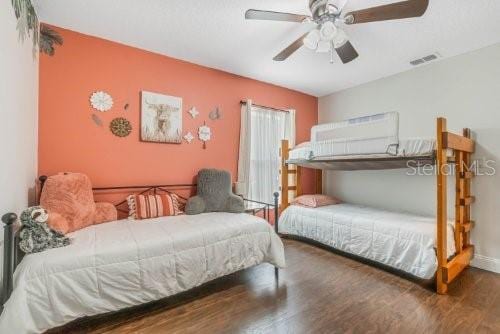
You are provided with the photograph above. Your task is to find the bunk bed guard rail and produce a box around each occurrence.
[310,111,399,158]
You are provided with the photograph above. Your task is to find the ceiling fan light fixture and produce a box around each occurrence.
[316,40,331,53]
[332,27,348,48]
[319,21,337,41]
[304,29,320,50]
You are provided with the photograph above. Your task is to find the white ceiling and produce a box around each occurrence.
[34,0,500,97]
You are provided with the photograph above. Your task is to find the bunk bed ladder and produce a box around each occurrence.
[436,118,475,294]
[280,140,300,209]
[280,140,323,210]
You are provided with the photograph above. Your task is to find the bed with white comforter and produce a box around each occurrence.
[279,204,454,279]
[0,212,285,334]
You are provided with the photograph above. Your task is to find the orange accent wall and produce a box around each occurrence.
[39,27,318,194]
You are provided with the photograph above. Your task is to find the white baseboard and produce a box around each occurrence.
[471,254,500,273]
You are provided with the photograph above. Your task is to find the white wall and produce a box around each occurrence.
[319,43,500,273]
[0,3,39,233]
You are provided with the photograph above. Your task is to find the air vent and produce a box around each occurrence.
[410,59,425,66]
[422,54,437,62]
[410,53,441,66]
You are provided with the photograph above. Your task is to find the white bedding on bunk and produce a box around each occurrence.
[288,141,313,160]
[279,204,455,279]
[288,137,436,161]
[0,213,285,334]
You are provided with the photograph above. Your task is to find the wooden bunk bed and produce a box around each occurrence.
[280,117,475,294]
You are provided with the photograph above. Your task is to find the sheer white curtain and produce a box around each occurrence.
[285,109,296,147]
[237,101,296,203]
[236,100,253,198]
[246,106,295,203]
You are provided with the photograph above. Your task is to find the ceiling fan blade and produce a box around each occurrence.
[344,0,429,24]
[245,9,309,23]
[273,33,309,61]
[335,41,359,64]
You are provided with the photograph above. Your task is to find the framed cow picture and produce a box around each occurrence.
[140,91,182,144]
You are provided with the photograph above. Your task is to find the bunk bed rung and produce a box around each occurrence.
[460,196,475,206]
[288,186,297,191]
[288,170,297,174]
[443,246,474,284]
[461,221,474,233]
[443,132,475,153]
[460,171,475,179]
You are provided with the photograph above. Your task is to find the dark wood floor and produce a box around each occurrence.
[50,239,499,334]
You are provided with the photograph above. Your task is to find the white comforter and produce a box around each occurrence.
[279,204,455,279]
[0,213,285,334]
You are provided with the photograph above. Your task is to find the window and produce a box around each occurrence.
[248,107,286,203]
[237,101,295,204]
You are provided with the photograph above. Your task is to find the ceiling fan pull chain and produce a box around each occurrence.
[330,42,335,64]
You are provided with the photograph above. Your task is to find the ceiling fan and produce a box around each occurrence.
[245,0,429,64]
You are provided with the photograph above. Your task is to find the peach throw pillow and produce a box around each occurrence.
[291,194,341,208]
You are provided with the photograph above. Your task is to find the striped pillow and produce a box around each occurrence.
[127,193,182,220]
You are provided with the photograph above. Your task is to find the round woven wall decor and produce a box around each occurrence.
[109,117,132,137]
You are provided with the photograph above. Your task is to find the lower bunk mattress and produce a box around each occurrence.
[0,213,285,334]
[279,204,455,279]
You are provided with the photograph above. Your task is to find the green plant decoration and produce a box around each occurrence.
[11,0,64,56]
[11,0,39,54]
[39,24,63,56]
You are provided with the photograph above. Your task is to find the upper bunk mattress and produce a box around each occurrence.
[0,213,285,334]
[288,137,436,161]
[279,204,455,279]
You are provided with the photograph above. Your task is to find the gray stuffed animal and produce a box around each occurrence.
[186,169,244,215]
[19,206,70,254]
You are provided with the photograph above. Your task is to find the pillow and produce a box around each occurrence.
[291,194,341,208]
[127,193,182,220]
[295,141,310,148]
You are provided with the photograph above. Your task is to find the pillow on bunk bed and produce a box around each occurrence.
[291,194,341,208]
[127,193,183,220]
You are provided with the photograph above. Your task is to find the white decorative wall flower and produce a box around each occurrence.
[183,132,194,143]
[188,107,199,118]
[90,91,113,112]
